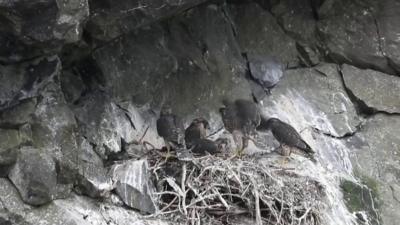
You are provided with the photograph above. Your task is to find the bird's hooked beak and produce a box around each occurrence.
[219,107,226,116]
[160,105,172,116]
[202,119,210,130]
[256,115,272,131]
[192,118,210,129]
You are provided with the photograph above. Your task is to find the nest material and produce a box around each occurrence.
[147,153,326,225]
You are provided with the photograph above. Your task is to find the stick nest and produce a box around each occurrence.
[148,153,326,225]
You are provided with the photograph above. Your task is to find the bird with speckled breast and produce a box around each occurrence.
[219,99,261,157]
[184,117,209,149]
[156,105,185,159]
[185,117,228,155]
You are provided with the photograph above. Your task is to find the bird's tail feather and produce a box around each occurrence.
[292,148,317,163]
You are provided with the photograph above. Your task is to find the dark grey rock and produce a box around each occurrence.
[0,213,31,225]
[29,75,79,195]
[0,98,37,126]
[0,65,27,107]
[92,25,177,105]
[73,92,137,159]
[0,178,170,225]
[0,56,80,198]
[317,0,395,74]
[262,64,361,137]
[8,147,58,206]
[270,0,321,66]
[229,2,300,68]
[0,0,89,63]
[0,130,18,178]
[111,159,157,214]
[86,0,208,41]
[75,136,112,198]
[271,0,318,45]
[0,179,29,213]
[377,0,400,73]
[93,4,252,120]
[0,128,31,177]
[0,56,61,110]
[341,64,400,113]
[248,54,283,89]
[60,71,86,104]
[0,217,11,225]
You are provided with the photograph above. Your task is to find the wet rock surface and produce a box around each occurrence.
[0,0,399,224]
[262,64,361,137]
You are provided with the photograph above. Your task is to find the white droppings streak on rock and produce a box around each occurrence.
[262,90,339,136]
[111,159,156,213]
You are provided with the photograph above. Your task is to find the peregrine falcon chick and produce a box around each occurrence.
[185,118,210,149]
[219,99,261,157]
[156,105,185,158]
[190,138,228,156]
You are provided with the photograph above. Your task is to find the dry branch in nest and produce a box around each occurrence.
[147,153,326,225]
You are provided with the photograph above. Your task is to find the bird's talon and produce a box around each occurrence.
[279,156,291,166]
[234,148,244,159]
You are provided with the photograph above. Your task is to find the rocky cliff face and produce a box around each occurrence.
[0,0,399,225]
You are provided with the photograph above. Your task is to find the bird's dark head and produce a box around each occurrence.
[265,118,280,128]
[192,117,210,129]
[221,98,233,107]
[160,105,172,116]
[219,107,226,116]
[215,138,229,152]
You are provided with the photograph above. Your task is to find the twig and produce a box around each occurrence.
[138,125,150,143]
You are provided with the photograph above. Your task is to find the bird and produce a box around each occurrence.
[219,99,261,157]
[190,138,228,156]
[156,105,185,159]
[261,117,315,162]
[184,118,210,149]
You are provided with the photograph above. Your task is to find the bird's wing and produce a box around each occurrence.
[273,122,313,153]
[191,139,219,155]
[220,105,239,133]
[157,117,172,138]
[235,100,261,132]
[185,125,201,146]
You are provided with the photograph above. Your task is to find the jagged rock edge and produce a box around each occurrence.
[338,65,400,117]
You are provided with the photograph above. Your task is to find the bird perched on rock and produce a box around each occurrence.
[190,138,228,156]
[184,118,210,149]
[262,118,315,162]
[156,105,185,159]
[219,99,261,157]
